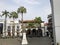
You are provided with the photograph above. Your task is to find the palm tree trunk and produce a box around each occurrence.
[5,15,7,37]
[21,13,24,32]
[21,13,28,45]
[12,18,15,37]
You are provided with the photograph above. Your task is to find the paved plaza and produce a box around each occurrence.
[27,37,51,45]
[0,37,51,45]
[0,38,21,45]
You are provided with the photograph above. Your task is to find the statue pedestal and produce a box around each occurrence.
[22,32,28,45]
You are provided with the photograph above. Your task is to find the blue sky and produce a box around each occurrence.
[0,0,51,23]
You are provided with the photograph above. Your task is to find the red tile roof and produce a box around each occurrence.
[19,20,35,23]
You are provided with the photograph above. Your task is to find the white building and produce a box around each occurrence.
[0,19,22,37]
[51,0,60,45]
[0,19,46,37]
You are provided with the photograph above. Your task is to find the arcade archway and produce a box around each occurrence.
[0,23,3,36]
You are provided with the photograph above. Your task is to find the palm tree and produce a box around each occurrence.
[10,11,18,21]
[28,23,35,28]
[2,10,9,37]
[34,17,42,28]
[17,6,26,32]
[17,6,28,45]
[10,11,18,37]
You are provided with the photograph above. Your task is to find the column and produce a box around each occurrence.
[19,24,22,36]
[41,28,45,37]
[44,26,47,36]
[31,28,33,37]
[41,23,45,37]
[10,24,12,36]
[14,24,17,36]
[36,28,38,37]
[6,23,8,36]
[2,23,5,37]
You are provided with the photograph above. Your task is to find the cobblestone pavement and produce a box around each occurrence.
[0,37,51,45]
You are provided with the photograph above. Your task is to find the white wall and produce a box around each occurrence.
[52,0,60,45]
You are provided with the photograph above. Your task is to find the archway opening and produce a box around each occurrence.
[0,23,3,34]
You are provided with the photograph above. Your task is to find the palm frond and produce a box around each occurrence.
[2,10,9,17]
[10,11,18,19]
[17,6,26,13]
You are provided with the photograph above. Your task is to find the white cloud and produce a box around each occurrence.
[12,0,21,4]
[0,1,18,12]
[25,0,40,5]
[12,0,40,5]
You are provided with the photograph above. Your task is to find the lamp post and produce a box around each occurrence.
[41,22,45,37]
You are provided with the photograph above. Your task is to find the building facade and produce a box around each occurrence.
[47,14,54,39]
[0,19,46,37]
[51,0,60,45]
[0,19,21,37]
